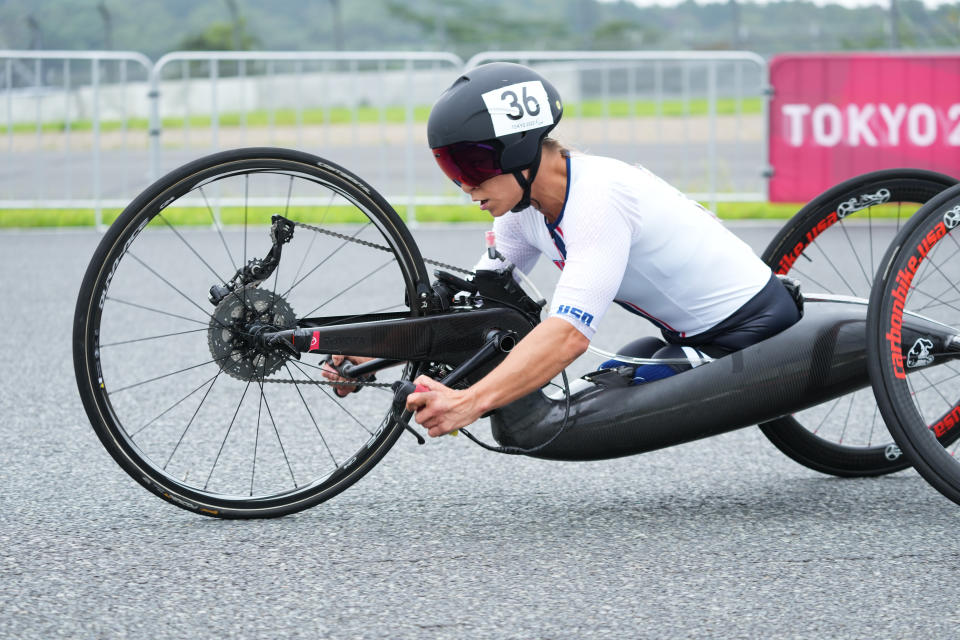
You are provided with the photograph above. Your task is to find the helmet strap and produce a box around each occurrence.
[510,145,543,212]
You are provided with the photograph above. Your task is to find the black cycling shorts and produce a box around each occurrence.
[662,273,801,354]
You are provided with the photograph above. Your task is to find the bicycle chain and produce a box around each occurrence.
[261,219,467,389]
[268,375,396,391]
[291,219,473,275]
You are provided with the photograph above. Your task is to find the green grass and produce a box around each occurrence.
[713,201,802,220]
[568,97,763,119]
[0,97,763,135]
[6,200,924,228]
[1,201,808,228]
[0,204,506,227]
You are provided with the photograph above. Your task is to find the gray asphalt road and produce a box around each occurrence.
[3,224,959,640]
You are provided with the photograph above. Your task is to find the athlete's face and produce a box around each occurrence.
[461,171,524,217]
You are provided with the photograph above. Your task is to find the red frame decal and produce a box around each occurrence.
[886,221,949,379]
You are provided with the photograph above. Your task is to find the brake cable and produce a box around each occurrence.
[458,369,573,456]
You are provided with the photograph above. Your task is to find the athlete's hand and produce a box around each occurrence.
[405,376,483,437]
[321,355,374,397]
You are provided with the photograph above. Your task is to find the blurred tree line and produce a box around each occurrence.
[1,0,958,57]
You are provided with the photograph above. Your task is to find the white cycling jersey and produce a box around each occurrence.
[473,154,772,340]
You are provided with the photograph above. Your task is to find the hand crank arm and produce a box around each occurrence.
[337,358,404,378]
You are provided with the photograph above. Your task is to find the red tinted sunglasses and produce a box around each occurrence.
[432,142,503,188]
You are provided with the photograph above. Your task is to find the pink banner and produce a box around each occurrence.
[769,54,960,202]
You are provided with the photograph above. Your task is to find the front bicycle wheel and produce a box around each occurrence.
[758,168,956,477]
[73,147,430,518]
[868,183,960,506]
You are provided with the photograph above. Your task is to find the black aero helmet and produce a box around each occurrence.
[429,62,563,210]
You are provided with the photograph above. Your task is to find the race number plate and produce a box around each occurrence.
[481,80,554,137]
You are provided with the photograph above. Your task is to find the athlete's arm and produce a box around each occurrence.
[406,316,588,437]
[409,194,632,436]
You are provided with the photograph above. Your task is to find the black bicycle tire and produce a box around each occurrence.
[868,183,960,506]
[73,147,430,518]
[758,168,956,477]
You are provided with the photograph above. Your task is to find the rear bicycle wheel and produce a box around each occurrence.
[868,183,960,505]
[73,147,430,518]
[758,168,956,477]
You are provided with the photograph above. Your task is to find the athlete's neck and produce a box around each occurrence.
[529,149,568,224]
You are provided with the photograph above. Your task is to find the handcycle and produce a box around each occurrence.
[72,147,960,518]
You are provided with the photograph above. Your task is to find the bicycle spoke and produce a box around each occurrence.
[289,359,375,435]
[291,231,319,288]
[867,402,879,446]
[910,254,960,312]
[282,222,372,297]
[260,383,298,488]
[127,252,223,326]
[914,243,960,290]
[105,296,208,326]
[284,174,293,216]
[910,275,960,311]
[200,185,238,272]
[203,379,252,491]
[942,361,960,376]
[251,379,265,496]
[110,354,231,395]
[163,368,224,469]
[130,371,220,438]
[812,240,859,296]
[122,253,251,336]
[100,326,209,348]
[838,219,872,290]
[243,174,249,269]
[303,257,397,317]
[785,264,834,295]
[289,192,335,289]
[157,211,229,287]
[909,290,960,316]
[810,396,843,435]
[309,302,406,328]
[83,155,425,512]
[914,369,955,417]
[909,368,960,396]
[837,392,856,444]
[283,363,339,466]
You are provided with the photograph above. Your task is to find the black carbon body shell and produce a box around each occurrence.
[491,301,949,461]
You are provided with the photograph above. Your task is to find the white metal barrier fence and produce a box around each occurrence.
[147,51,464,225]
[1,49,768,224]
[1,50,153,225]
[466,51,769,210]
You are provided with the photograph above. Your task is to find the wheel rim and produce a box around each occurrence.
[83,158,420,510]
[873,188,960,487]
[764,174,950,455]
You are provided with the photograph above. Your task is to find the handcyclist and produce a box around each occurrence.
[324,62,800,438]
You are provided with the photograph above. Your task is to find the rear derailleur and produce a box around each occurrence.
[208,215,295,306]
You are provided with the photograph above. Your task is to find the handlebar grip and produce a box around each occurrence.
[390,381,459,437]
[391,381,429,410]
